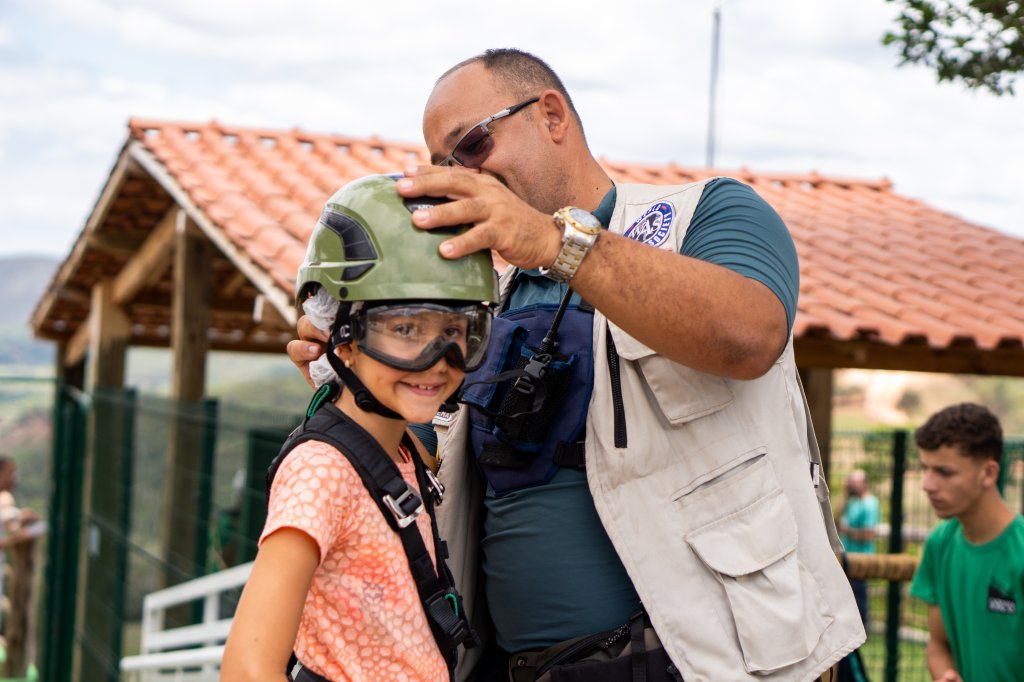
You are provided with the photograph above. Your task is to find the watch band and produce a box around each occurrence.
[540,207,601,283]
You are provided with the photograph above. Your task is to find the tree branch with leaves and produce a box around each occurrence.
[883,0,1023,95]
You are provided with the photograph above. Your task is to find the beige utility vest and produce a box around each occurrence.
[435,179,866,682]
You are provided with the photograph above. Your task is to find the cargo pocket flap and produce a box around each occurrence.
[687,488,798,577]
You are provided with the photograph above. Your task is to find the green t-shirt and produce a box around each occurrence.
[910,515,1024,681]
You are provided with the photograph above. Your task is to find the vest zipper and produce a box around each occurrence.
[606,330,627,448]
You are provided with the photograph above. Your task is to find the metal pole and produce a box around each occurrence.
[41,380,69,682]
[706,2,722,167]
[885,430,907,682]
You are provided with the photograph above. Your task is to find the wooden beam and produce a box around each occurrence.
[55,286,91,306]
[74,278,132,682]
[64,323,91,370]
[121,333,290,354]
[221,270,248,298]
[84,279,130,390]
[798,367,834,479]
[161,212,213,597]
[52,341,85,389]
[795,337,1024,377]
[85,232,145,258]
[111,207,177,305]
[127,293,255,314]
[170,210,212,400]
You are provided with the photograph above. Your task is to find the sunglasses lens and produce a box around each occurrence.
[453,125,494,168]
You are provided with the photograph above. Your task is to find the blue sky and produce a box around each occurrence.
[2,0,1022,259]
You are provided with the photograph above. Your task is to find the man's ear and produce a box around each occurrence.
[981,458,1000,488]
[537,89,571,143]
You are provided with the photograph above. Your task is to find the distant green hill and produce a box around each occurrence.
[0,255,60,326]
[0,255,59,366]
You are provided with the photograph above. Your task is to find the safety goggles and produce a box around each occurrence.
[437,97,540,168]
[350,302,493,372]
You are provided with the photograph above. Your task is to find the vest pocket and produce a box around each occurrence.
[684,471,830,673]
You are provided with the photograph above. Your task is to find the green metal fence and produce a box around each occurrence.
[29,383,302,682]
[1,375,1021,682]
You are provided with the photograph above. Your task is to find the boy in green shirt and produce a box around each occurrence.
[910,403,1024,682]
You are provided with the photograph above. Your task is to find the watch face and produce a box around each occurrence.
[567,207,602,232]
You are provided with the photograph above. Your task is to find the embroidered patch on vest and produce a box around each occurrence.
[987,582,1017,614]
[624,201,674,247]
[432,409,457,428]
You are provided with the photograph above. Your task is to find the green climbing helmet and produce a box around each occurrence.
[297,174,498,373]
[296,174,498,307]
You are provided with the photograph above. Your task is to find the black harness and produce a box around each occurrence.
[267,385,479,681]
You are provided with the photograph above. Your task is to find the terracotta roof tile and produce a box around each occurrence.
[43,118,1024,357]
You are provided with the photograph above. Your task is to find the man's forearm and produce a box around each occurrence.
[571,231,788,379]
[925,639,958,680]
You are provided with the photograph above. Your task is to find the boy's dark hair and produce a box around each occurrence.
[914,403,1003,462]
[439,48,583,130]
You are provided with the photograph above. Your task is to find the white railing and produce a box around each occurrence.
[120,561,253,681]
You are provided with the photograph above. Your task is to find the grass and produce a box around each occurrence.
[859,631,931,682]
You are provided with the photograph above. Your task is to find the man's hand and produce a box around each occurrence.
[396,166,561,270]
[286,316,329,388]
[934,671,961,682]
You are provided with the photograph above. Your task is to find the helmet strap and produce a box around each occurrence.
[327,322,404,421]
[437,380,464,414]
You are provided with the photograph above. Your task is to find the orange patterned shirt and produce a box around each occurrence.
[260,440,448,682]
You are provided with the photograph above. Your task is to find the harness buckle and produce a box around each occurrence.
[383,485,424,528]
[424,590,473,645]
[424,468,445,504]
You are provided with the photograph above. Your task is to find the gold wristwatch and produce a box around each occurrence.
[540,206,602,283]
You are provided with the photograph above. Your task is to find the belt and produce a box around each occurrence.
[508,610,669,682]
[288,654,331,682]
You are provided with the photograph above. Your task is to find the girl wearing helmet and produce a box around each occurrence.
[222,175,496,682]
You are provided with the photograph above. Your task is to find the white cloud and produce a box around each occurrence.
[1,0,1022,258]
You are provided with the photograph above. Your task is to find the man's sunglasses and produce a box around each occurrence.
[437,97,540,169]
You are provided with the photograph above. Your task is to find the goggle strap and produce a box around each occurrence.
[437,380,465,415]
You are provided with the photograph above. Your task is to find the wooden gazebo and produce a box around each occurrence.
[30,119,1024,681]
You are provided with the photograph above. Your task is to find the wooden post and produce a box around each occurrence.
[3,533,42,678]
[73,279,131,682]
[160,212,212,624]
[798,367,834,480]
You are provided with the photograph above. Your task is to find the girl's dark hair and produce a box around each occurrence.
[914,402,1003,462]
